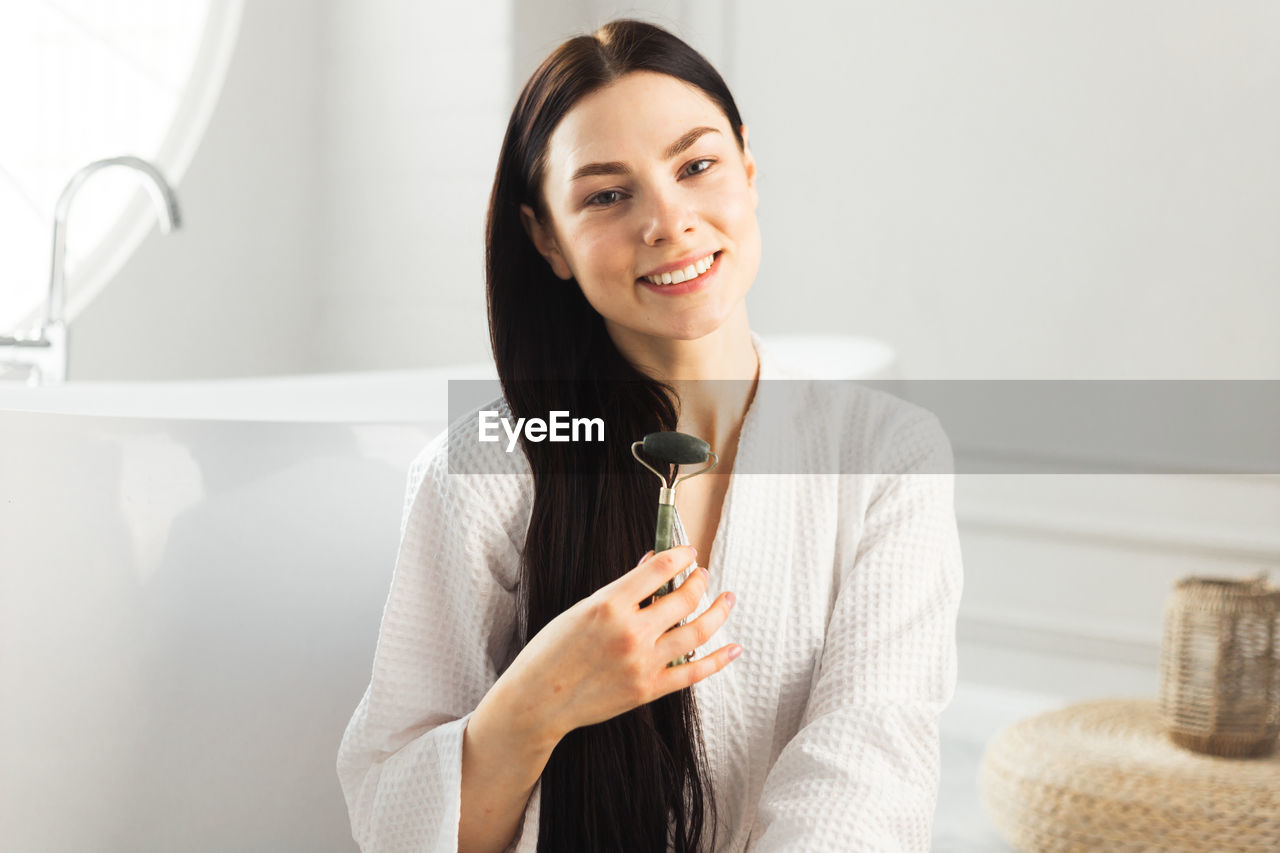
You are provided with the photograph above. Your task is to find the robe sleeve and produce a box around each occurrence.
[336,436,539,852]
[750,411,963,852]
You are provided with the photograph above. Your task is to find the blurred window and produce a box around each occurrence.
[0,0,241,333]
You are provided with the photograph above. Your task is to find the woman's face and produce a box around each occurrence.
[521,71,760,344]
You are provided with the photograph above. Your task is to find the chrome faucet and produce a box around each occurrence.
[0,156,182,385]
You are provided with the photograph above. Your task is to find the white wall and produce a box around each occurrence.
[726,1,1280,379]
[311,0,511,372]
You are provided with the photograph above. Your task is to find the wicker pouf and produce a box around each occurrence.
[979,698,1280,852]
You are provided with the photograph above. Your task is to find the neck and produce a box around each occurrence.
[606,307,760,454]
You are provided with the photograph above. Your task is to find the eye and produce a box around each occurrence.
[685,158,716,176]
[586,189,625,208]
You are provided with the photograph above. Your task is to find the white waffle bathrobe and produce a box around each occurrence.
[337,332,963,852]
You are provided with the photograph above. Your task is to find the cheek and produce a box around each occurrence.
[573,226,622,269]
[568,231,632,305]
[711,179,754,227]
[721,186,762,278]
[581,236,638,290]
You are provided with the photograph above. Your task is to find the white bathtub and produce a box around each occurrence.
[0,335,895,851]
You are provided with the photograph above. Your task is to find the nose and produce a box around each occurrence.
[641,185,697,245]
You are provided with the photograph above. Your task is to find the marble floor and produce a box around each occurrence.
[934,737,1016,852]
[931,681,1072,851]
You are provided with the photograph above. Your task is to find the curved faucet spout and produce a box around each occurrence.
[46,155,182,329]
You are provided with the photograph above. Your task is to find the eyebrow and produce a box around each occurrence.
[569,126,722,183]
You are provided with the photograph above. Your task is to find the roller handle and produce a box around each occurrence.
[648,502,691,667]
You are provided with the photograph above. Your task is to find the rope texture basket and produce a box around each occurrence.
[979,699,1280,853]
[1159,575,1280,758]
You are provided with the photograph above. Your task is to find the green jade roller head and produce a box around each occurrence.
[631,431,719,667]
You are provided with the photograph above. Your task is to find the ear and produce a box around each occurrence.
[519,203,574,280]
[739,124,758,208]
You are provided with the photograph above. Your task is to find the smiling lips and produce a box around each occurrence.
[640,251,719,286]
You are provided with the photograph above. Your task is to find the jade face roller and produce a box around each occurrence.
[631,431,719,667]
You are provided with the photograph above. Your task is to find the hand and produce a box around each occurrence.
[495,545,741,744]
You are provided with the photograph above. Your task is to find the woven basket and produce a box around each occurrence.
[1158,575,1280,758]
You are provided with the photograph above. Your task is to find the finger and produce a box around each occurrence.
[596,549,658,599]
[619,545,697,605]
[653,642,743,696]
[643,564,709,629]
[655,588,734,659]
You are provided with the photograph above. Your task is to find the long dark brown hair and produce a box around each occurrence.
[483,18,747,853]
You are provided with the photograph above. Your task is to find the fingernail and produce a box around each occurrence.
[725,591,736,608]
[728,645,743,660]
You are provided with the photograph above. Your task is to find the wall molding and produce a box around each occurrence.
[958,500,1280,564]
[958,609,1160,668]
[952,475,1276,673]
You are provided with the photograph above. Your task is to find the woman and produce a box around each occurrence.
[337,18,962,853]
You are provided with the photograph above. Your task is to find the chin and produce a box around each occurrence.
[656,311,732,341]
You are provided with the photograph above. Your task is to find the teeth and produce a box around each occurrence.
[644,252,716,285]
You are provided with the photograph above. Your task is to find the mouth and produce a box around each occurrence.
[637,251,722,293]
